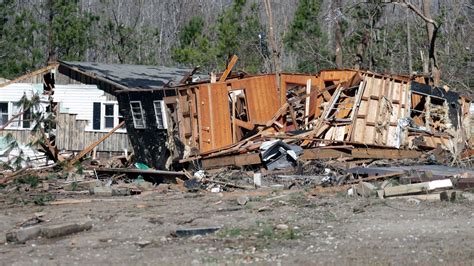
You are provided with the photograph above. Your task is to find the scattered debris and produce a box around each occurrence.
[174,227,221,237]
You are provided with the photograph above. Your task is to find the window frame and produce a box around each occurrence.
[0,102,9,127]
[153,100,168,129]
[103,103,116,129]
[130,101,146,129]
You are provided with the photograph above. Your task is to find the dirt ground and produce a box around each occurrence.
[0,188,473,265]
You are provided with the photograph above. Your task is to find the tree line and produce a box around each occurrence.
[0,0,472,93]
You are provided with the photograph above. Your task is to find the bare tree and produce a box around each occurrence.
[389,0,441,85]
[334,0,343,69]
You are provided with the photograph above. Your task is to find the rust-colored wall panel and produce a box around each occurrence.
[208,83,233,150]
[239,75,279,124]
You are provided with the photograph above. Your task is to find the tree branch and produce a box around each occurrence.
[386,1,439,28]
[0,110,27,131]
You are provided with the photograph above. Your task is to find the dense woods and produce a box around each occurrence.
[0,0,472,93]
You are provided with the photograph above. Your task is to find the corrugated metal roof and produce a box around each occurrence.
[60,61,191,89]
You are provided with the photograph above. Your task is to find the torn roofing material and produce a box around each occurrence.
[59,61,191,90]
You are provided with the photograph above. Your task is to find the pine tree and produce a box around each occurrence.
[0,1,42,79]
[48,0,99,61]
[285,0,331,73]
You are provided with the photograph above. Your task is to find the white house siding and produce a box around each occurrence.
[0,83,129,153]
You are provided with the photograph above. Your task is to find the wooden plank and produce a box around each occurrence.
[351,148,421,159]
[234,119,255,130]
[0,64,58,89]
[94,167,186,176]
[384,179,452,197]
[301,148,351,159]
[201,153,261,168]
[219,55,238,82]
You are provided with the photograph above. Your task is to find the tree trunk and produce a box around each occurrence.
[406,8,413,75]
[47,0,56,63]
[422,0,440,86]
[263,0,282,101]
[334,0,343,69]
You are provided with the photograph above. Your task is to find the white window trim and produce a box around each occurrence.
[89,101,126,133]
[130,101,146,129]
[153,100,168,129]
[102,102,117,130]
[0,102,34,130]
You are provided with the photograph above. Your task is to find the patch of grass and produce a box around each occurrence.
[47,173,58,180]
[15,175,39,187]
[261,225,274,238]
[70,181,78,191]
[33,193,54,206]
[283,227,297,240]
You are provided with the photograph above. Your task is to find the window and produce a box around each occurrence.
[10,102,32,129]
[104,104,115,128]
[153,100,167,129]
[130,101,146,129]
[0,102,8,126]
[325,85,360,122]
[410,92,450,133]
[92,102,125,131]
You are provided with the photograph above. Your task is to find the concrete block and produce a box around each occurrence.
[6,225,41,243]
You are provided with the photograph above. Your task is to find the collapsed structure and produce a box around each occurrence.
[54,59,472,170]
[170,69,471,169]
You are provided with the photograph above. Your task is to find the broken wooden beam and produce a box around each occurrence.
[384,179,453,197]
[70,120,125,164]
[93,167,187,177]
[351,148,422,159]
[201,153,261,169]
[219,55,238,82]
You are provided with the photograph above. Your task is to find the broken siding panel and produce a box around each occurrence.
[240,75,279,125]
[210,82,232,150]
[55,113,129,152]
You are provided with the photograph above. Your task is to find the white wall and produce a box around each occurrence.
[1,83,124,133]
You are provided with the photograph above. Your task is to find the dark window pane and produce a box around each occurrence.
[118,116,125,128]
[0,103,7,113]
[0,114,7,125]
[23,108,31,128]
[105,104,114,116]
[105,117,114,128]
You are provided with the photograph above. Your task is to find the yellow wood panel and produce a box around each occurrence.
[209,83,232,150]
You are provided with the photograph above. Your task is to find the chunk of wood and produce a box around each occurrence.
[219,55,238,82]
[175,227,221,237]
[41,221,93,239]
[384,178,452,197]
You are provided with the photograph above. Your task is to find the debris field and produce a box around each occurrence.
[0,56,473,265]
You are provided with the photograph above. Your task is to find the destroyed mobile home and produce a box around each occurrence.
[1,58,473,207]
[170,68,472,171]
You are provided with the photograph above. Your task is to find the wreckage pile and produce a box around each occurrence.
[1,58,473,211]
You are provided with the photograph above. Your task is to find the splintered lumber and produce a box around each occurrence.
[219,55,238,82]
[0,64,58,89]
[41,221,93,238]
[301,148,351,159]
[175,227,221,237]
[351,148,422,159]
[203,179,253,190]
[70,121,125,164]
[94,167,187,177]
[384,179,453,197]
[347,171,405,184]
[201,152,261,169]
